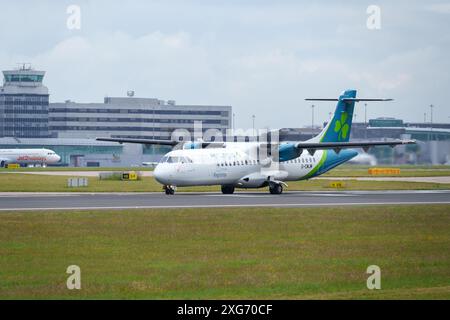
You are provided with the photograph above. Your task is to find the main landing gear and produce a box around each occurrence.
[269,182,283,195]
[163,185,176,195]
[221,185,235,194]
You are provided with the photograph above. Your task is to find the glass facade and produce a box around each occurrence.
[4,74,44,83]
[0,94,50,138]
[49,107,227,116]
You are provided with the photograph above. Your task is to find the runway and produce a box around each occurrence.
[0,190,449,211]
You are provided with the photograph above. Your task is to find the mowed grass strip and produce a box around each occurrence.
[1,173,450,192]
[323,168,450,177]
[2,165,450,177]
[0,205,449,299]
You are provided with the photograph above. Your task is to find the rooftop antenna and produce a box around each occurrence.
[17,63,31,70]
[127,90,135,97]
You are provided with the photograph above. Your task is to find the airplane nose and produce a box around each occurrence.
[55,155,61,162]
[154,164,170,184]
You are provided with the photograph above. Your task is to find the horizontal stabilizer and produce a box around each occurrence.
[305,98,393,102]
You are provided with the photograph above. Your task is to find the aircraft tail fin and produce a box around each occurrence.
[306,90,393,143]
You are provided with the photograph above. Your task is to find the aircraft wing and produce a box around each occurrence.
[96,137,225,148]
[96,137,179,146]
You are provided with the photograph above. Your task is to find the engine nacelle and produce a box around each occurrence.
[237,172,269,188]
[278,143,302,162]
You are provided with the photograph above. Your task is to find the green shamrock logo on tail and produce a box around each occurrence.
[334,111,349,141]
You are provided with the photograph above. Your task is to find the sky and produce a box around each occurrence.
[0,0,449,129]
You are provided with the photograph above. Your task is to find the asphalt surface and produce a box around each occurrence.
[0,190,449,211]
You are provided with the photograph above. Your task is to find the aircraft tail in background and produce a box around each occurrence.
[305,90,393,143]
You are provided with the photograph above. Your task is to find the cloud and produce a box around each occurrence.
[21,31,214,104]
[426,3,450,14]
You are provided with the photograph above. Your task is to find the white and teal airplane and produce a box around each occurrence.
[98,90,415,195]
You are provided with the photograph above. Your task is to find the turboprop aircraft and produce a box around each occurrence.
[97,89,415,195]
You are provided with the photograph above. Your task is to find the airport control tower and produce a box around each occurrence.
[0,64,50,138]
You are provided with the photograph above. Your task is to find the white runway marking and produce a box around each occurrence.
[205,193,353,197]
[0,190,448,197]
[1,201,450,211]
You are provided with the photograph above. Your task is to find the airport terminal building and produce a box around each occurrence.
[49,96,231,140]
[0,66,232,166]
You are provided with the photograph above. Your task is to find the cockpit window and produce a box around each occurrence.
[182,157,193,163]
[160,156,193,164]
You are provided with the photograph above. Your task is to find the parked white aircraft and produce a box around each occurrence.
[0,148,61,167]
[98,90,415,195]
[348,152,378,166]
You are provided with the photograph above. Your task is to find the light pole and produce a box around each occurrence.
[232,113,235,131]
[311,104,315,138]
[252,114,255,140]
[364,103,368,139]
[364,103,367,125]
[430,104,434,141]
[430,104,434,126]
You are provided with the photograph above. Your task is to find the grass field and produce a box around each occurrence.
[1,173,450,192]
[0,205,449,299]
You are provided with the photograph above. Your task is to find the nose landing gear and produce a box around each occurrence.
[163,185,176,195]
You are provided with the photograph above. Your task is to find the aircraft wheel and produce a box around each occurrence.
[221,185,235,194]
[269,183,283,195]
[164,186,175,195]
